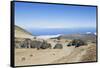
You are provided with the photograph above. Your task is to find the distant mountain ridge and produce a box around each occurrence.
[59,33,96,41]
[49,32,96,42]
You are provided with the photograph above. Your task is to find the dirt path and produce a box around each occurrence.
[15,46,75,66]
[51,46,87,63]
[15,44,96,66]
[51,44,96,64]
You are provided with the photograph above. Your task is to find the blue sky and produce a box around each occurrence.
[15,2,96,30]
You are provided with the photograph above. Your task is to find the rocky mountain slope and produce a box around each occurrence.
[15,25,34,39]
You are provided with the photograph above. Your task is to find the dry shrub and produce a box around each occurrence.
[53,53,55,55]
[21,57,26,61]
[30,54,33,57]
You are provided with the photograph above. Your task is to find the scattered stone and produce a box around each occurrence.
[53,43,63,49]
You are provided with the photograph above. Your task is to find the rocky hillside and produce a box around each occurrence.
[15,25,34,39]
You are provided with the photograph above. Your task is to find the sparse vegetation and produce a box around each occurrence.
[30,54,33,57]
[91,41,96,43]
[40,41,52,49]
[81,45,96,62]
[67,39,87,47]
[53,53,55,55]
[21,57,26,61]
